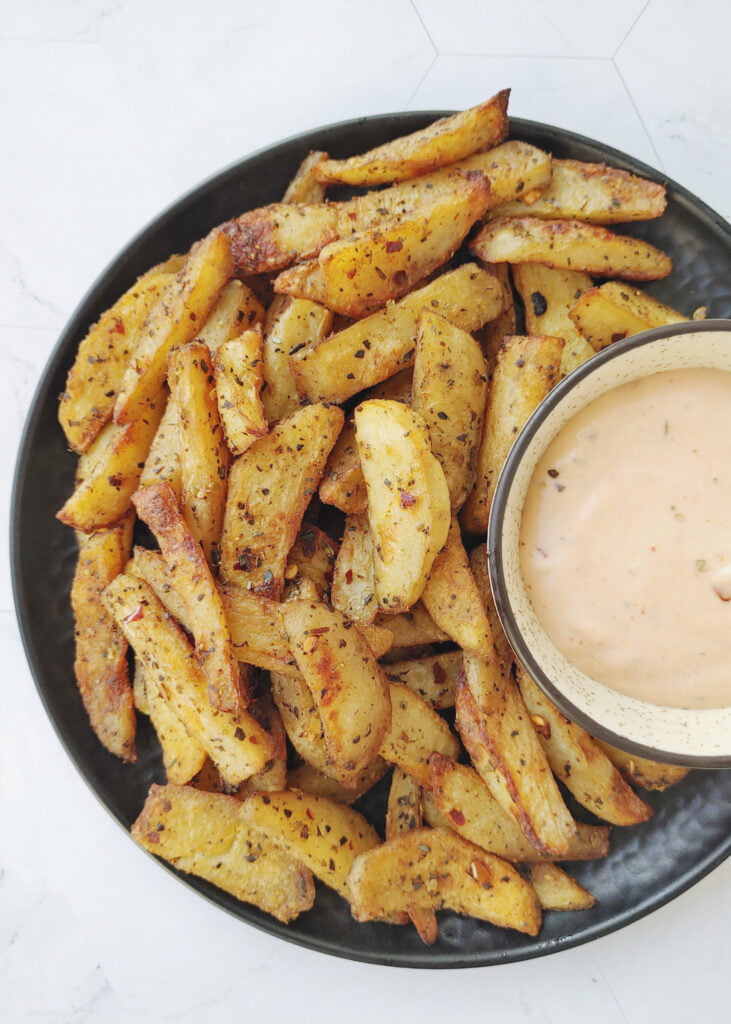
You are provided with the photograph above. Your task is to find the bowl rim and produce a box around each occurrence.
[488,317,731,769]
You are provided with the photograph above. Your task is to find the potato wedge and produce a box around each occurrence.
[511,264,595,376]
[132,482,247,715]
[59,257,182,453]
[331,513,378,625]
[285,524,339,598]
[593,740,690,791]
[429,754,610,863]
[290,264,504,405]
[280,598,392,780]
[282,150,329,204]
[270,669,331,775]
[386,768,438,945]
[456,663,576,857]
[525,862,595,912]
[482,263,517,368]
[168,342,230,563]
[237,695,289,798]
[287,759,389,805]
[421,517,492,658]
[139,392,182,499]
[71,516,136,761]
[103,574,272,785]
[261,295,334,424]
[240,790,380,899]
[516,667,652,826]
[219,402,343,596]
[471,216,672,281]
[212,328,268,456]
[132,784,315,923]
[355,400,450,613]
[195,278,265,351]
[374,603,450,648]
[347,826,541,936]
[568,280,687,351]
[114,228,233,424]
[225,203,341,276]
[145,670,207,785]
[384,651,462,710]
[467,543,515,671]
[314,90,510,185]
[488,159,666,223]
[461,334,564,536]
[411,310,489,510]
[379,681,459,788]
[57,392,165,532]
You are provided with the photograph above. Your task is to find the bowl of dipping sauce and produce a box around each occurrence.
[488,319,731,767]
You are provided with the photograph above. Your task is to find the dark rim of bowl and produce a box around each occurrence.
[488,318,731,769]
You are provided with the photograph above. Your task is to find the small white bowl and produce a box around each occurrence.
[488,319,731,767]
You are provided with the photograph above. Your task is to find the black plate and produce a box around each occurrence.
[11,113,731,968]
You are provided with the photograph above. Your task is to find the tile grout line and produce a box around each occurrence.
[406,0,439,107]
[612,0,653,59]
[612,59,666,171]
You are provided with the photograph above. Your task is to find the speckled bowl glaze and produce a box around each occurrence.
[489,319,731,768]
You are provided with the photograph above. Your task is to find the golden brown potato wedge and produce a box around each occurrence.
[57,393,165,532]
[139,392,182,499]
[282,150,329,204]
[411,310,489,510]
[219,402,343,596]
[481,263,517,369]
[285,524,339,599]
[568,280,687,351]
[225,203,341,276]
[261,296,334,424]
[511,264,595,376]
[488,159,666,223]
[132,784,315,923]
[331,513,378,624]
[59,257,182,453]
[239,790,380,899]
[524,862,596,912]
[314,90,510,185]
[429,753,610,863]
[132,482,247,715]
[374,603,450,648]
[456,663,576,857]
[347,826,541,936]
[287,759,389,804]
[467,543,515,671]
[168,342,230,563]
[516,667,653,826]
[145,670,207,785]
[593,740,690,791]
[461,334,564,536]
[127,545,191,629]
[290,264,504,405]
[471,216,672,281]
[317,420,367,515]
[280,598,392,780]
[355,400,451,613]
[384,651,462,710]
[270,669,331,775]
[212,327,268,456]
[103,574,272,785]
[379,681,459,788]
[220,583,299,675]
[194,278,265,351]
[386,768,438,945]
[71,516,136,761]
[237,695,289,798]
[114,229,233,424]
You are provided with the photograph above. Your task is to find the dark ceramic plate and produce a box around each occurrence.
[11,113,731,969]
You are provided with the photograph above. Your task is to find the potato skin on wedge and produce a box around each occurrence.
[347,827,541,936]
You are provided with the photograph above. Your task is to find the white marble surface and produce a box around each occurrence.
[2,2,730,1021]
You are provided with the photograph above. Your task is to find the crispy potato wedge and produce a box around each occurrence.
[132,483,247,715]
[280,598,392,779]
[285,524,339,598]
[237,695,289,798]
[127,545,191,627]
[168,342,230,563]
[347,826,541,935]
[331,513,378,624]
[240,790,380,899]
[195,278,265,351]
[379,681,459,788]
[411,310,489,510]
[277,173,491,317]
[568,280,687,351]
[355,400,450,613]
[57,393,165,532]
[212,328,268,456]
[145,670,207,785]
[114,229,233,424]
[471,216,672,281]
[482,263,517,368]
[421,517,492,657]
[139,391,182,499]
[103,574,272,785]
[516,667,652,826]
[594,740,690,791]
[384,650,462,710]
[462,334,564,535]
[132,784,315,923]
[314,90,510,185]
[270,669,331,775]
[290,264,504,405]
[132,656,149,714]
[374,603,450,647]
[511,264,595,376]
[524,862,595,912]
[456,663,576,857]
[282,150,329,204]
[220,583,298,675]
[71,517,136,761]
[467,543,515,671]
[488,159,666,223]
[287,759,389,804]
[225,203,341,276]
[59,257,182,453]
[386,768,438,945]
[219,402,343,596]
[261,296,334,424]
[429,754,610,863]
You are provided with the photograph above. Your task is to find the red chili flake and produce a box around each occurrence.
[305,807,314,820]
[386,239,403,254]
[111,319,125,334]
[346,268,357,279]
[123,605,144,623]
[449,808,466,826]
[345,569,354,585]
[399,491,417,509]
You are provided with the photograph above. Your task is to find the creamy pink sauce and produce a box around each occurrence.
[520,367,731,709]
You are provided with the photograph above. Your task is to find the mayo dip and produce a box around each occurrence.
[520,367,731,710]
